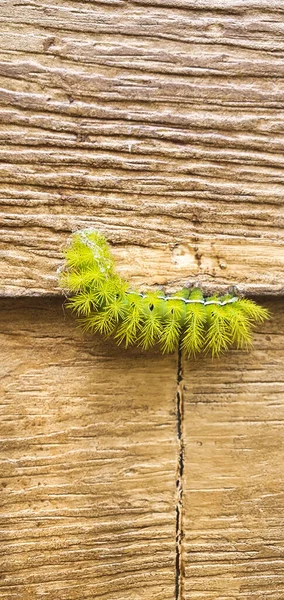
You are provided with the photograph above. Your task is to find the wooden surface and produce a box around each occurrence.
[1,0,284,296]
[182,299,284,599]
[0,298,178,600]
[1,1,284,598]
[1,298,283,599]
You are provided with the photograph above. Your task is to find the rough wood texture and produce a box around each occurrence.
[1,0,284,296]
[182,299,284,599]
[1,1,284,598]
[1,299,283,598]
[0,298,178,600]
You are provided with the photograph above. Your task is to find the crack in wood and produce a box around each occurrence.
[175,341,184,600]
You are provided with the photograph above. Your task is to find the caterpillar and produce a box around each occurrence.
[59,229,270,357]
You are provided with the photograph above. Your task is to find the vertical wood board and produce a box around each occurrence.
[0,298,178,600]
[182,299,284,599]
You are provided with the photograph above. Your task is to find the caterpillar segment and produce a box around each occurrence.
[59,229,270,357]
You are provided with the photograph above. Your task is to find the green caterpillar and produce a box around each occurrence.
[59,229,270,357]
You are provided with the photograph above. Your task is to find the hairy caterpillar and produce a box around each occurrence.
[59,229,270,357]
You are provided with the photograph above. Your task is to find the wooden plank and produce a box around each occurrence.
[0,298,178,600]
[181,299,284,599]
[1,1,284,296]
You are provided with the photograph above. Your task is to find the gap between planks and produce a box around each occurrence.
[175,342,185,600]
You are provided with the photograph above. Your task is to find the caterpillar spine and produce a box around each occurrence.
[59,229,270,357]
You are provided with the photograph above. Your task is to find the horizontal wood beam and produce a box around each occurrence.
[1,221,283,297]
[1,1,284,297]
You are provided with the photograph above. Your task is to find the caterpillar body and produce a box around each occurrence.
[59,229,270,357]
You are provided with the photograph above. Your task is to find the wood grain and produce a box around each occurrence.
[182,299,284,599]
[1,3,284,597]
[0,298,178,599]
[1,0,284,296]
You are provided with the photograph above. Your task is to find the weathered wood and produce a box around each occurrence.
[1,1,284,597]
[182,299,284,599]
[1,1,284,296]
[0,298,178,599]
[1,298,283,598]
